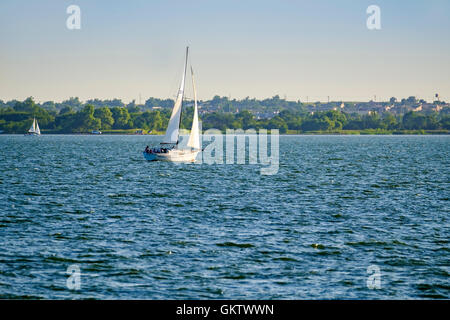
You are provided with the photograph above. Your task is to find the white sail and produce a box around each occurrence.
[162,47,189,144]
[35,119,40,135]
[28,118,36,133]
[187,66,200,150]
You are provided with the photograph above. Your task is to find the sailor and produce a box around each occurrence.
[145,146,150,153]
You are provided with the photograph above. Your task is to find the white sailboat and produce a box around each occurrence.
[27,118,41,135]
[143,47,201,162]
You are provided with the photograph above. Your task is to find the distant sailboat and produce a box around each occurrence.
[27,118,41,135]
[143,47,201,162]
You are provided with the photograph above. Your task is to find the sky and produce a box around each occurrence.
[0,0,449,103]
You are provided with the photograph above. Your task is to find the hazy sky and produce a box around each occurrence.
[1,0,449,103]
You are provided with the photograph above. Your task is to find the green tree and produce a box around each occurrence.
[59,106,73,115]
[381,113,398,130]
[363,112,382,129]
[268,116,288,133]
[236,110,255,129]
[301,117,333,131]
[150,110,163,131]
[323,110,347,129]
[111,107,131,129]
[94,107,114,130]
[406,96,417,104]
[63,97,83,109]
[14,97,39,113]
[403,111,426,129]
[440,115,450,129]
[74,104,101,132]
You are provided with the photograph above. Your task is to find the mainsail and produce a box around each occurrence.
[162,47,189,144]
[187,66,200,150]
[28,118,36,133]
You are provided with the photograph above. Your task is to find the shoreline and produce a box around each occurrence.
[1,130,449,136]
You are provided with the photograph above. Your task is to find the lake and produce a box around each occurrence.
[0,135,448,299]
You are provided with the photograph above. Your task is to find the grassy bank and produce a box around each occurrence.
[100,129,164,135]
[29,128,450,135]
[37,129,165,135]
[286,129,450,135]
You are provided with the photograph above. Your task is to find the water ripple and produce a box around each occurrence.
[0,135,448,299]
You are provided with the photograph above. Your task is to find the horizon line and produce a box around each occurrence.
[1,95,447,105]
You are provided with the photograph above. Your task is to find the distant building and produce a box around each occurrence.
[418,103,443,113]
[384,104,394,112]
[413,105,423,112]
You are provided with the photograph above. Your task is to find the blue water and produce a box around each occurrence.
[0,135,448,299]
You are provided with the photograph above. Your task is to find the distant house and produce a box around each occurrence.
[420,103,443,113]
[384,104,394,112]
[352,109,375,115]
[255,112,275,119]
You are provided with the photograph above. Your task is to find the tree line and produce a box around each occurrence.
[0,97,449,134]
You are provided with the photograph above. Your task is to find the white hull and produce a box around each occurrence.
[144,149,200,162]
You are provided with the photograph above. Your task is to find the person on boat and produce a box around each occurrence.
[145,146,150,153]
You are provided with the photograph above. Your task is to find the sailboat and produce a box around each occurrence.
[27,118,41,136]
[143,47,201,162]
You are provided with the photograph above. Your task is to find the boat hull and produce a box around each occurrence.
[143,149,199,162]
[143,152,157,161]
